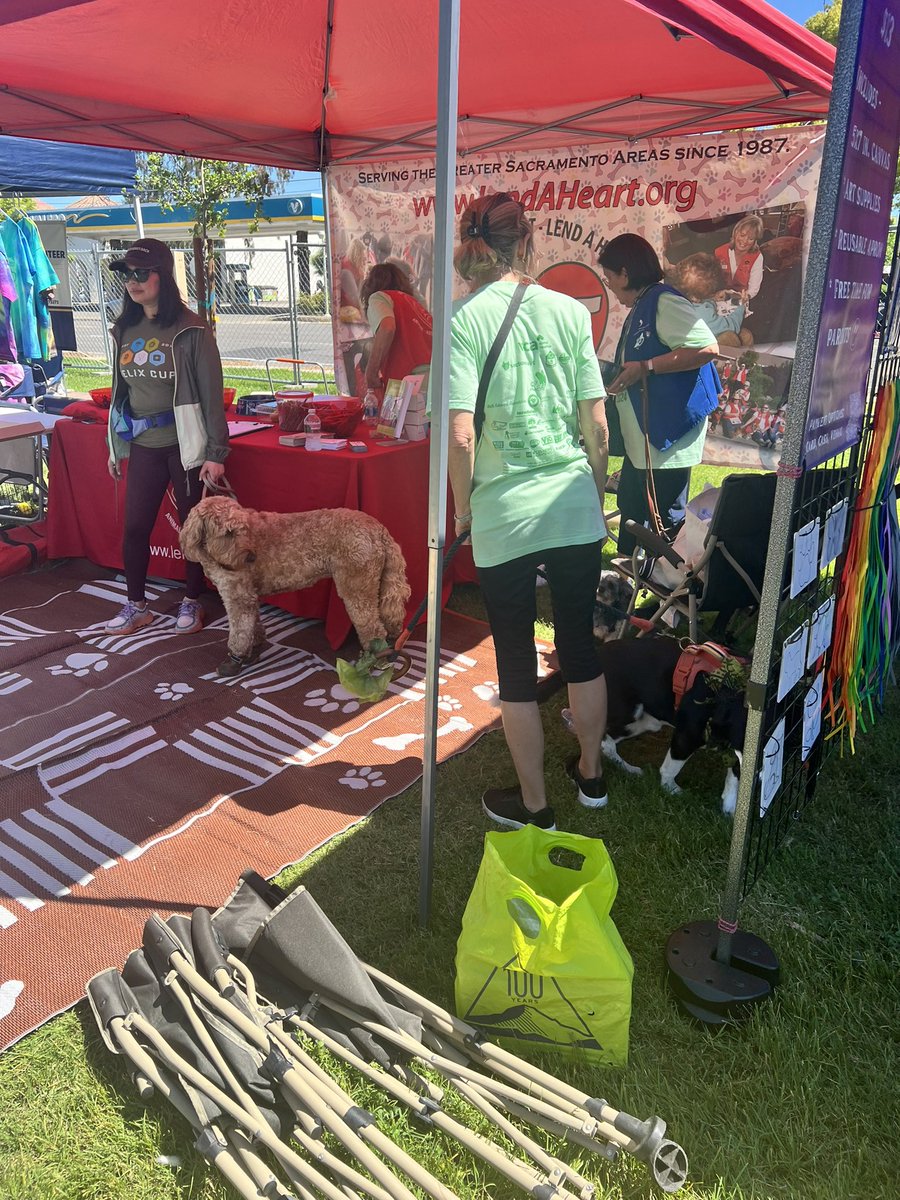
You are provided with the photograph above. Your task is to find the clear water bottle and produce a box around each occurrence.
[363,389,379,428]
[304,407,322,451]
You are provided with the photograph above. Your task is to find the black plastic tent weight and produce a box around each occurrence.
[665,920,780,1025]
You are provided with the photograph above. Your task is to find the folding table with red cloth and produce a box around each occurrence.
[47,420,458,649]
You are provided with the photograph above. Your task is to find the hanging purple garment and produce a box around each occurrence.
[0,243,17,363]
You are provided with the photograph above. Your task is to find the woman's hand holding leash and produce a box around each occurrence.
[607,360,648,395]
[453,512,472,545]
[199,460,225,488]
[107,457,122,480]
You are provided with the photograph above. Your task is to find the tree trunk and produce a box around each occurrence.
[192,236,207,326]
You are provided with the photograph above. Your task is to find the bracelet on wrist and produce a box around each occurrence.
[454,512,472,523]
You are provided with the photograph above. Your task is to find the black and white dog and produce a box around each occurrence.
[565,635,747,814]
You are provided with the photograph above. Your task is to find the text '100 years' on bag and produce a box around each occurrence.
[455,825,634,1066]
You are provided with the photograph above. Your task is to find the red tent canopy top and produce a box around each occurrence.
[0,0,834,169]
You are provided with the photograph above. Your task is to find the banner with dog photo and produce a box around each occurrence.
[327,125,824,467]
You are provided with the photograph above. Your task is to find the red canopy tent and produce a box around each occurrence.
[0,0,832,168]
[0,0,835,920]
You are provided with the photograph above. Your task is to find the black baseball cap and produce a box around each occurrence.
[109,238,175,274]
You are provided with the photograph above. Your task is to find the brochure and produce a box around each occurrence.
[376,375,423,439]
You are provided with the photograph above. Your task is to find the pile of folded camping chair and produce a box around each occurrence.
[88,870,689,1198]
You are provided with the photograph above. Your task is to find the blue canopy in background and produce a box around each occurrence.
[0,134,136,196]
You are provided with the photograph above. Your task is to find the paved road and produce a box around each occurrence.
[72,310,336,372]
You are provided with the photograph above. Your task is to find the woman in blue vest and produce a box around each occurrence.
[598,234,719,555]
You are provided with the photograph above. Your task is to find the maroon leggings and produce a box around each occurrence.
[123,441,204,600]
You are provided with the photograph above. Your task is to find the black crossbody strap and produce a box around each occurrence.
[474,281,528,441]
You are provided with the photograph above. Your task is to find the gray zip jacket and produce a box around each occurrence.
[107,311,230,469]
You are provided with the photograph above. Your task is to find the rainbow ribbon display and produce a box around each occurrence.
[825,380,900,750]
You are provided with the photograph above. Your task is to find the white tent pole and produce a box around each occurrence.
[133,192,145,238]
[419,0,461,927]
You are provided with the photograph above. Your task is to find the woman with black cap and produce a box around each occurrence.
[105,237,229,635]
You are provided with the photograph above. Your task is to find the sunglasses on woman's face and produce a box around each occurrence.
[116,267,154,283]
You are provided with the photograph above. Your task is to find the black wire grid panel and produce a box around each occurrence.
[740,232,900,897]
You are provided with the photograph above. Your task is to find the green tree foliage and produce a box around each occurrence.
[135,154,290,240]
[805,0,842,44]
[0,197,37,217]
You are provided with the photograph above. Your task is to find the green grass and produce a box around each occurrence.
[0,574,896,1200]
[62,356,334,397]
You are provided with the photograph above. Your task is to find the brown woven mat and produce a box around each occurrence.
[0,560,512,1050]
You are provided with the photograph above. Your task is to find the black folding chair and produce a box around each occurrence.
[610,472,778,642]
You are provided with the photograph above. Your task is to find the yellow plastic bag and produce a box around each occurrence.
[454,825,634,1066]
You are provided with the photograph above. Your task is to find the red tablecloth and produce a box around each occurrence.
[48,421,455,648]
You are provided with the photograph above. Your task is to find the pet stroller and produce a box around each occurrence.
[610,472,777,642]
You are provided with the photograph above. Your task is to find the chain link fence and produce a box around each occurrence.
[66,235,333,385]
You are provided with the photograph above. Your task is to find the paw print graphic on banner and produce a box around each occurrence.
[339,766,386,790]
[155,682,194,702]
[48,652,109,677]
[304,686,360,715]
[472,680,500,705]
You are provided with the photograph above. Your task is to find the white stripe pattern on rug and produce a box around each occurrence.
[2,711,130,771]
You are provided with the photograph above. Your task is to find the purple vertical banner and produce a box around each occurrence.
[803,0,900,468]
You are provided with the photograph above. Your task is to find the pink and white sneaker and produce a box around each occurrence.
[175,599,204,634]
[106,601,153,635]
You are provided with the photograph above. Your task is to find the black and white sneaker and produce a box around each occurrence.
[566,755,608,809]
[481,787,556,831]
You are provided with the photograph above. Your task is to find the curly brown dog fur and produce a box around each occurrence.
[180,497,410,664]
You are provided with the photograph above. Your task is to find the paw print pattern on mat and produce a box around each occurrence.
[155,683,194,702]
[304,686,360,715]
[438,695,461,712]
[0,980,24,1020]
[47,652,109,678]
[472,680,500,705]
[339,766,386,790]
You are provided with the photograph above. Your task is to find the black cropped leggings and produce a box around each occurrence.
[123,441,204,601]
[478,540,604,703]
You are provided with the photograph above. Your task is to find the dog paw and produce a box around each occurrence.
[47,652,109,678]
[473,680,499,705]
[304,686,361,715]
[661,779,683,795]
[339,766,386,790]
[155,682,194,702]
[438,695,461,712]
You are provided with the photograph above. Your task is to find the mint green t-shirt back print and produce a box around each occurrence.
[448,281,606,569]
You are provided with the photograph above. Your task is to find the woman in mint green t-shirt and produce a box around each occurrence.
[447,192,611,833]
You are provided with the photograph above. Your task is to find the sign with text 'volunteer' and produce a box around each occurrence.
[803,0,900,468]
[329,127,824,470]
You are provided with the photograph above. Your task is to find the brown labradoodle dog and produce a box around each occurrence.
[181,497,410,675]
